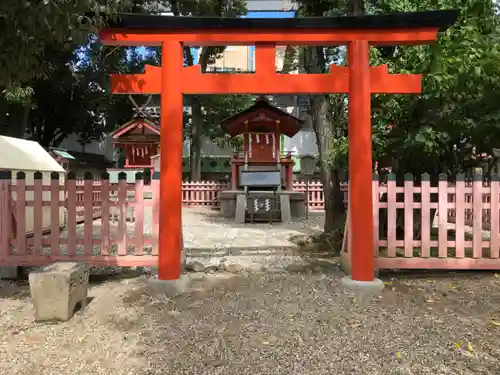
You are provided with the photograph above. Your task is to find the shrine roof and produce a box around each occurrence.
[95,10,458,32]
[111,117,160,139]
[221,96,304,138]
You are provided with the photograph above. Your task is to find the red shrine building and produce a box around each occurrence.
[109,115,160,178]
[218,96,307,222]
[222,96,302,190]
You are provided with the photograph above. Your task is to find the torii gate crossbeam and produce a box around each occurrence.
[98,10,457,286]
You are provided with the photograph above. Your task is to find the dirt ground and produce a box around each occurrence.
[1,268,500,375]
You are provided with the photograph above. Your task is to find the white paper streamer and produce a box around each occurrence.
[248,133,252,159]
[256,133,260,143]
[272,133,276,159]
[265,133,269,145]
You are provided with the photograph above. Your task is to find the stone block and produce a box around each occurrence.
[219,192,237,218]
[235,193,246,223]
[0,266,18,279]
[280,194,291,223]
[29,262,89,322]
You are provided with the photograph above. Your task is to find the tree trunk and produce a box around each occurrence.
[310,95,346,236]
[302,42,346,239]
[19,102,31,138]
[190,96,203,180]
[348,0,365,16]
[4,101,31,138]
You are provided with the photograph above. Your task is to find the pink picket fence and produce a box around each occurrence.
[1,172,500,270]
[0,172,159,267]
[182,181,230,206]
[179,180,332,208]
[75,179,103,221]
[341,175,500,270]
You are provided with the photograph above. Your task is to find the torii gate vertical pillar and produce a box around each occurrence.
[158,40,183,280]
[347,40,375,282]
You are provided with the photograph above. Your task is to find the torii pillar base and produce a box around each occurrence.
[148,274,192,297]
[340,276,385,306]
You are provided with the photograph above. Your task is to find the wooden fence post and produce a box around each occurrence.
[50,172,61,257]
[135,172,145,255]
[152,172,160,256]
[0,171,12,260]
[491,175,499,258]
[100,172,111,256]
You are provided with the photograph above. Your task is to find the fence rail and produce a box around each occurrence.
[1,172,500,270]
[342,174,500,270]
[0,174,158,267]
[73,180,332,209]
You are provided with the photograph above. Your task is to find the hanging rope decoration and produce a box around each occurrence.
[128,95,153,119]
[248,133,252,159]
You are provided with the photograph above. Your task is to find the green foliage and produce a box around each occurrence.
[2,86,34,105]
[184,94,254,147]
[296,0,500,178]
[370,0,500,176]
[0,0,137,87]
[326,135,348,169]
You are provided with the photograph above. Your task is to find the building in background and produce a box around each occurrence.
[50,134,115,179]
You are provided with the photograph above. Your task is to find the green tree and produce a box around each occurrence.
[0,0,146,86]
[0,0,148,141]
[184,94,254,154]
[370,0,500,180]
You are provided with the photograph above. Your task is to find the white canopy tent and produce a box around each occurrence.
[0,136,66,173]
[0,136,66,235]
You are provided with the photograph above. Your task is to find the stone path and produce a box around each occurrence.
[182,208,326,270]
[40,207,327,273]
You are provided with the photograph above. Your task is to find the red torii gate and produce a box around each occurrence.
[98,10,457,285]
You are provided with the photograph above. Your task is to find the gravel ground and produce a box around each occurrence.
[2,208,500,374]
[1,270,500,375]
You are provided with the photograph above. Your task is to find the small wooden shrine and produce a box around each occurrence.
[110,116,160,171]
[222,96,302,190]
[219,96,307,223]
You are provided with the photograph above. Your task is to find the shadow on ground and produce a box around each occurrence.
[109,270,500,375]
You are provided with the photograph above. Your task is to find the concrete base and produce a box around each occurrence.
[29,262,89,322]
[0,266,18,280]
[341,276,384,292]
[340,276,384,306]
[279,194,291,223]
[147,274,192,297]
[235,193,246,224]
